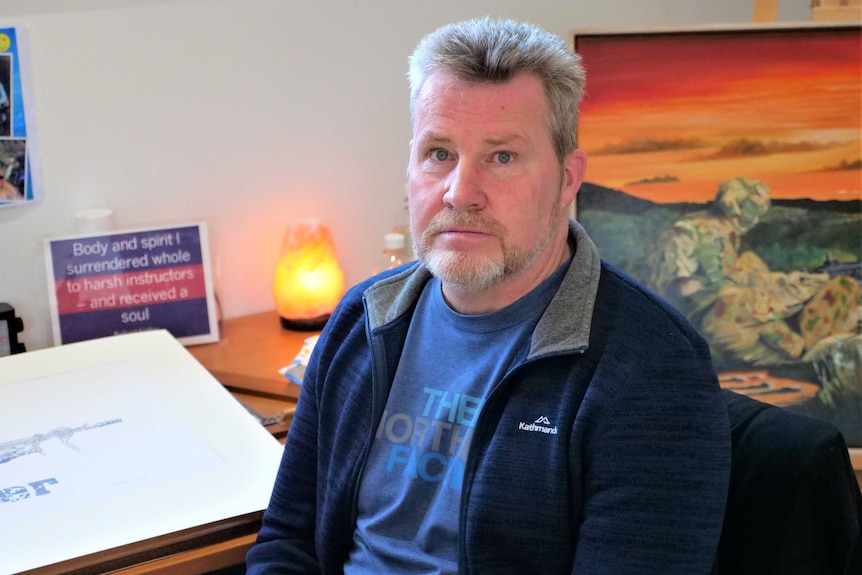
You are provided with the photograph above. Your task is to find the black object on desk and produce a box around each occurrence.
[0,302,25,356]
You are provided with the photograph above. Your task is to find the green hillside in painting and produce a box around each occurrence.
[576,182,862,443]
[577,182,860,287]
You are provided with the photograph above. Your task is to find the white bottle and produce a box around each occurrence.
[383,232,407,269]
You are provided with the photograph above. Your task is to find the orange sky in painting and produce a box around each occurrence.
[576,28,862,203]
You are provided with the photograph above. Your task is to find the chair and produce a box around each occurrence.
[717,389,862,574]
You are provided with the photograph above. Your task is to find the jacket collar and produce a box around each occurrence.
[363,219,601,357]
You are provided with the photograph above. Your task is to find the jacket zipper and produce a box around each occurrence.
[348,298,395,528]
[455,347,585,574]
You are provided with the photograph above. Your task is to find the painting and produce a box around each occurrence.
[572,23,862,445]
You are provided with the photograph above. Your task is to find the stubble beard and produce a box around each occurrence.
[411,194,562,293]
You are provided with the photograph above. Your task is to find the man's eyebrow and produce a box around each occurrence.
[484,135,526,147]
[415,134,527,147]
[415,133,451,146]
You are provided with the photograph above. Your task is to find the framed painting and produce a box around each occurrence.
[572,23,862,445]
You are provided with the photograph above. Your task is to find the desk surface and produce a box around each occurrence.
[188,310,310,401]
[188,310,315,439]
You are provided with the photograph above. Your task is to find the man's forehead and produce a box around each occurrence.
[413,70,548,125]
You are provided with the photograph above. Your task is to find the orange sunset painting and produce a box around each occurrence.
[573,25,861,445]
[576,26,861,204]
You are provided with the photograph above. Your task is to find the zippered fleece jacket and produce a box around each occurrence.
[246,219,731,575]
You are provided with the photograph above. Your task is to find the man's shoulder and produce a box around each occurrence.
[337,264,412,311]
[596,261,708,349]
[322,262,425,340]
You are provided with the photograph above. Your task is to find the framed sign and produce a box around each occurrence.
[45,223,220,346]
[572,23,861,444]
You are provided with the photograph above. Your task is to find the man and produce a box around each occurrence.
[247,17,730,574]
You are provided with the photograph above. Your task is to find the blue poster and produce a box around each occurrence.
[44,223,220,346]
[0,26,42,207]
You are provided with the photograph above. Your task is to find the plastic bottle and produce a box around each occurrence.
[382,232,407,269]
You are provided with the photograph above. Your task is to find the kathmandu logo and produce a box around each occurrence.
[518,415,558,435]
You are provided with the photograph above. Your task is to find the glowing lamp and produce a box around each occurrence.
[273,219,345,330]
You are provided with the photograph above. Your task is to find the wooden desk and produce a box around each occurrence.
[852,450,862,488]
[189,310,309,400]
[119,534,254,575]
[23,514,262,575]
[189,310,315,438]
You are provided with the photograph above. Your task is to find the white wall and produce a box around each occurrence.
[0,0,812,351]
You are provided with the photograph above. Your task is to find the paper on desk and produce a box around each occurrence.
[279,334,319,385]
[0,330,284,575]
[0,361,227,528]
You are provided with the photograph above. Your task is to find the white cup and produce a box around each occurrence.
[75,208,115,234]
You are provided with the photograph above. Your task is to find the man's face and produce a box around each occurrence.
[408,71,578,293]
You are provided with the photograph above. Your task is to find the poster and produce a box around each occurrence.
[45,223,220,346]
[0,26,42,207]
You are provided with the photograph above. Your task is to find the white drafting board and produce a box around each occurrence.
[0,330,284,574]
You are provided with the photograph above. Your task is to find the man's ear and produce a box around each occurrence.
[561,149,587,208]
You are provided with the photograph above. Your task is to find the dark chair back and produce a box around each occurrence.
[717,389,862,574]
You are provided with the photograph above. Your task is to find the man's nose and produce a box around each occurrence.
[442,161,485,211]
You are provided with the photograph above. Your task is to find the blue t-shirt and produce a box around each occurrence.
[345,263,568,574]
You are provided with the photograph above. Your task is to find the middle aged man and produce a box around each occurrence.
[246,17,731,574]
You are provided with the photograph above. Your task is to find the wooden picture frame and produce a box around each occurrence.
[571,22,861,448]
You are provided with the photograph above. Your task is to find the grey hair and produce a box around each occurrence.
[407,17,586,162]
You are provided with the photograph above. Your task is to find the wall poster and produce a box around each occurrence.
[572,23,861,445]
[0,26,42,207]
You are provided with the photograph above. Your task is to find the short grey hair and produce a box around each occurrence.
[408,17,586,163]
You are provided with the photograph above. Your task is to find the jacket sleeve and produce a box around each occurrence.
[245,335,326,574]
[571,340,731,574]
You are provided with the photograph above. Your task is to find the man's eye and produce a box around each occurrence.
[495,151,513,164]
[432,149,449,161]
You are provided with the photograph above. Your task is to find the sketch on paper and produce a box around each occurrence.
[1,419,122,464]
[0,361,227,525]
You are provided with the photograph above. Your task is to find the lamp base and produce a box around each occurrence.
[279,314,330,331]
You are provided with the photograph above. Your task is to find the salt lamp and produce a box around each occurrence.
[273,219,345,330]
